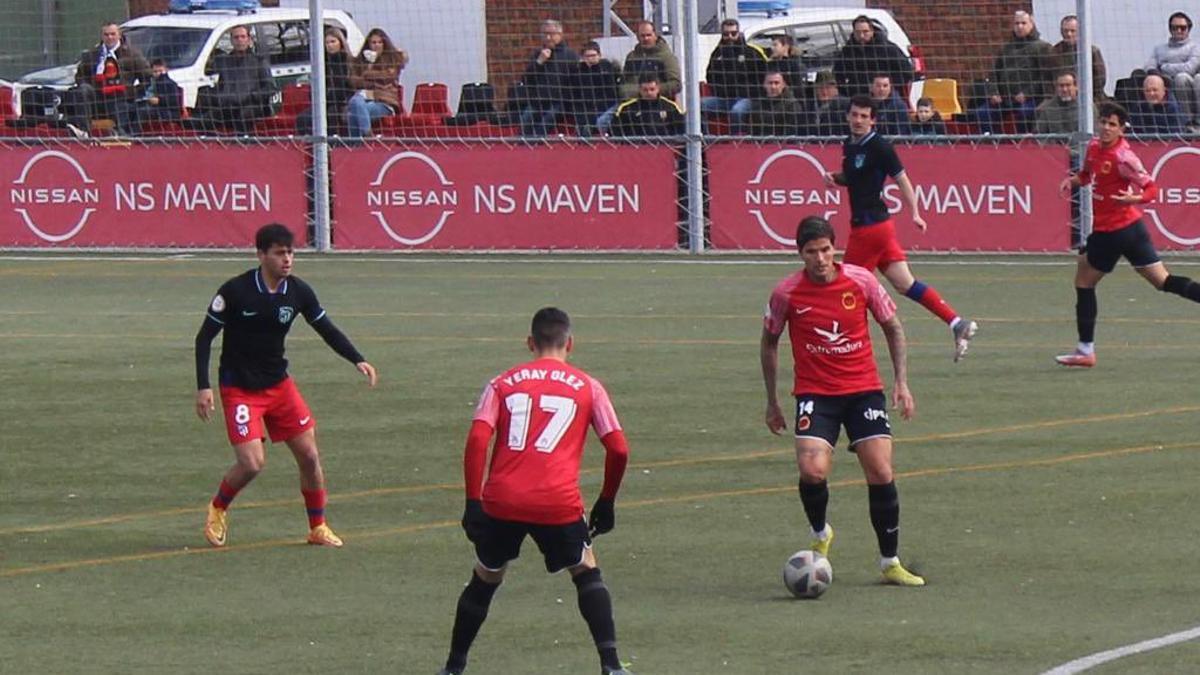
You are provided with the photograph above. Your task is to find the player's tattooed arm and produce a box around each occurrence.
[879,315,914,420]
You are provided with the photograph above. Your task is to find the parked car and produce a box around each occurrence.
[698,7,926,105]
[10,5,363,120]
[596,7,925,107]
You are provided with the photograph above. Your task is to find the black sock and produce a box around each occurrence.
[1163,275,1200,303]
[572,567,621,671]
[1075,287,1097,343]
[798,479,829,533]
[868,482,900,558]
[445,572,501,672]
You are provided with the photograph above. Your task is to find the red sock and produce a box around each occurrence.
[301,488,327,528]
[910,284,959,324]
[212,479,240,510]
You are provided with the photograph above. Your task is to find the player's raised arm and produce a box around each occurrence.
[878,315,914,420]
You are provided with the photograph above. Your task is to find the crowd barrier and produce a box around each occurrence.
[1,139,1197,251]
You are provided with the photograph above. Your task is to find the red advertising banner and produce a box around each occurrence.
[331,144,679,249]
[708,142,1071,251]
[0,143,307,247]
[1131,141,1200,251]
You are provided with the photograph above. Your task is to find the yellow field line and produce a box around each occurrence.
[4,405,1195,538]
[6,310,1200,326]
[5,332,1200,353]
[2,441,1194,579]
[0,521,453,578]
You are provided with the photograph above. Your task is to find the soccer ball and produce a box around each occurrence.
[783,550,833,599]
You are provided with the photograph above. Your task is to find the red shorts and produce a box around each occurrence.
[842,219,907,272]
[219,377,314,446]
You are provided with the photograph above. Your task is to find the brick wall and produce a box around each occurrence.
[485,0,641,106]
[872,0,1035,83]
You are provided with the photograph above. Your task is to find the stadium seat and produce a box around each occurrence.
[401,82,451,137]
[922,78,962,118]
[411,82,451,117]
[0,86,14,124]
[254,83,311,136]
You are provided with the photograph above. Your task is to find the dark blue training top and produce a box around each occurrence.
[841,130,905,226]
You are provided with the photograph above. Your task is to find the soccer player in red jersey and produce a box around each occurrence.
[194,224,377,548]
[436,307,633,675]
[761,215,925,586]
[823,95,978,362]
[1055,102,1200,367]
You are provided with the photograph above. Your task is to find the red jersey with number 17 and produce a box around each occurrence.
[473,357,622,525]
[1078,137,1157,233]
[764,263,897,396]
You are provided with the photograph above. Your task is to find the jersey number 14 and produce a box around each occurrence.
[505,393,578,453]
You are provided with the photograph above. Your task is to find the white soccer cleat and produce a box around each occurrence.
[953,319,978,362]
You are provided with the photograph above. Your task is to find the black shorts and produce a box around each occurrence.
[1083,220,1160,273]
[473,513,591,574]
[794,391,891,450]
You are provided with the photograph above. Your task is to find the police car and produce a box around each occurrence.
[11,0,364,120]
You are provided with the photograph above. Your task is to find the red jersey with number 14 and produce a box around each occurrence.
[473,357,622,524]
[764,263,897,396]
[1078,137,1157,233]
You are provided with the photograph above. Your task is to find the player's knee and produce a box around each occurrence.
[238,454,266,475]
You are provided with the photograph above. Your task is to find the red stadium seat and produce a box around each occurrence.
[255,83,311,136]
[411,82,451,117]
[0,86,14,123]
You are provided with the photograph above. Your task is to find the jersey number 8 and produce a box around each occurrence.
[504,393,578,453]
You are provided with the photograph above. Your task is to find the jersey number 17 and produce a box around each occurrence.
[505,393,578,453]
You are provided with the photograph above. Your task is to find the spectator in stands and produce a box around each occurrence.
[1130,72,1187,135]
[701,18,769,134]
[807,70,850,136]
[296,26,354,135]
[831,15,914,97]
[65,21,151,136]
[197,25,276,134]
[134,59,182,133]
[1034,71,1080,134]
[1051,15,1106,100]
[769,35,804,92]
[869,74,911,135]
[975,11,1054,134]
[612,73,683,137]
[1145,12,1200,128]
[347,28,407,137]
[747,70,802,136]
[514,19,578,137]
[910,97,947,136]
[569,42,619,138]
[596,20,680,136]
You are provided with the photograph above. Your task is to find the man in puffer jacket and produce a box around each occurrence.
[974,11,1054,134]
[701,18,768,134]
[832,16,914,97]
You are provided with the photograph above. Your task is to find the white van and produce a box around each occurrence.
[11,6,364,117]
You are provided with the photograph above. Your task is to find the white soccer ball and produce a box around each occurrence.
[783,550,833,599]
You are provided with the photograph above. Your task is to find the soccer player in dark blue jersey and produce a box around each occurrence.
[194,224,377,548]
[823,95,978,362]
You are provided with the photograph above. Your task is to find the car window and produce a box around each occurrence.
[122,26,211,69]
[256,21,312,67]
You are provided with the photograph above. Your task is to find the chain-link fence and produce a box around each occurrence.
[2,0,1198,251]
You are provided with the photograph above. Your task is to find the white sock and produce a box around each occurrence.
[811,523,831,541]
[949,317,962,332]
[1077,342,1095,355]
[879,556,899,570]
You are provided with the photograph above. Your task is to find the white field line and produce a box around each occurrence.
[1042,625,1200,674]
